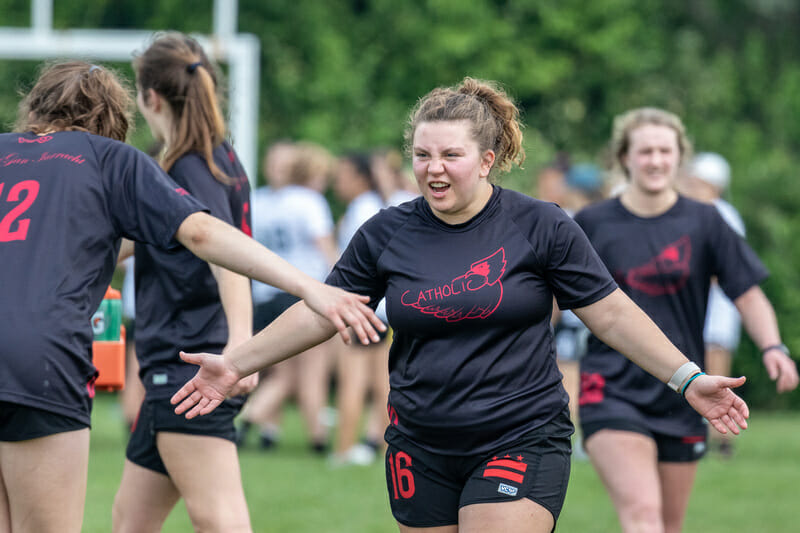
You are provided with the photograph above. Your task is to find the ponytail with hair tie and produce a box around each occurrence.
[186,61,202,74]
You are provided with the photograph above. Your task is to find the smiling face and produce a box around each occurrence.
[622,124,681,196]
[412,120,495,225]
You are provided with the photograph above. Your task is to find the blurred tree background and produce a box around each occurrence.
[0,0,797,408]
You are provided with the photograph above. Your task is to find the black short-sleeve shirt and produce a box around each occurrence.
[574,196,768,436]
[0,131,206,424]
[326,186,616,455]
[134,142,251,400]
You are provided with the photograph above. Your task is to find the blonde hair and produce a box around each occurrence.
[134,32,230,183]
[287,142,333,187]
[16,61,133,141]
[405,77,525,177]
[610,107,693,179]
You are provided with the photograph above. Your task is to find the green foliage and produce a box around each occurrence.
[1,0,798,406]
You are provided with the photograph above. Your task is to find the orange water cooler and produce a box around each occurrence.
[91,286,126,391]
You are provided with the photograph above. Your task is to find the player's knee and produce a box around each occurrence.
[620,500,663,533]
[186,503,251,533]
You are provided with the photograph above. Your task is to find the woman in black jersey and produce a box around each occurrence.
[574,107,798,533]
[0,61,382,533]
[171,79,750,532]
[110,33,383,533]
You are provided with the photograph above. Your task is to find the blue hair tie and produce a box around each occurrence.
[186,61,202,74]
[89,65,102,73]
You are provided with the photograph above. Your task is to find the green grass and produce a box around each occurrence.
[85,394,800,532]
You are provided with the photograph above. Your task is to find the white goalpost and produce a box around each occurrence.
[0,0,261,186]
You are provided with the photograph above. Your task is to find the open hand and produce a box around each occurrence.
[684,374,749,435]
[170,351,240,419]
[304,284,386,345]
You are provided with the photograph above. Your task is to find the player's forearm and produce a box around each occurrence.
[735,286,782,351]
[176,212,320,300]
[574,288,690,383]
[226,301,337,378]
[209,264,253,347]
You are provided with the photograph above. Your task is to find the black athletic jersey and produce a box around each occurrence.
[326,186,617,455]
[0,131,206,424]
[134,142,251,399]
[575,196,768,436]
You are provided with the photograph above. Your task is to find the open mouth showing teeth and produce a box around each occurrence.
[430,182,450,191]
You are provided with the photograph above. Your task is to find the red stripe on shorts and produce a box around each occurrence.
[483,468,524,483]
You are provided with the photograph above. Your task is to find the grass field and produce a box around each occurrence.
[84,393,800,532]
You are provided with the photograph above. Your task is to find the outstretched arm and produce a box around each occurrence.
[574,288,749,435]
[209,263,258,397]
[174,212,385,344]
[171,300,338,418]
[735,286,799,393]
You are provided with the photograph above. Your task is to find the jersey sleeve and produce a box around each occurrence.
[93,138,207,249]
[170,155,235,225]
[325,211,392,310]
[540,203,617,309]
[706,205,768,300]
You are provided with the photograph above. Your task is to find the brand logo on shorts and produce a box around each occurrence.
[498,483,518,496]
[694,441,706,456]
[152,374,168,385]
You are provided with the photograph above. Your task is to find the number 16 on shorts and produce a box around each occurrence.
[388,451,415,499]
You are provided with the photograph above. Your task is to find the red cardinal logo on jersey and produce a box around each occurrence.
[400,248,506,322]
[624,236,691,296]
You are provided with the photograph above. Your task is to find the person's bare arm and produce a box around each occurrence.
[171,301,337,418]
[574,288,749,434]
[174,212,385,344]
[735,286,799,393]
[573,289,688,381]
[209,264,258,396]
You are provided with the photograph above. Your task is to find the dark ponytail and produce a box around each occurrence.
[134,32,230,183]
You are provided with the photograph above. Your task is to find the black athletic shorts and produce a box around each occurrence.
[384,409,573,529]
[126,396,239,475]
[582,418,707,462]
[0,401,88,441]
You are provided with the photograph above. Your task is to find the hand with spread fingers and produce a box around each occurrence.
[683,374,749,435]
[302,283,386,345]
[171,351,241,419]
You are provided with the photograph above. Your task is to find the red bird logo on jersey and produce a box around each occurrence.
[400,248,506,322]
[624,236,691,296]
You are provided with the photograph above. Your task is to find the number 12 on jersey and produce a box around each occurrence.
[0,180,40,242]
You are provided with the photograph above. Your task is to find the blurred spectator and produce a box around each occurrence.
[118,257,145,430]
[371,147,419,206]
[331,152,391,466]
[238,141,339,454]
[565,163,606,209]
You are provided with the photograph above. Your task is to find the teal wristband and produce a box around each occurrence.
[680,372,705,396]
